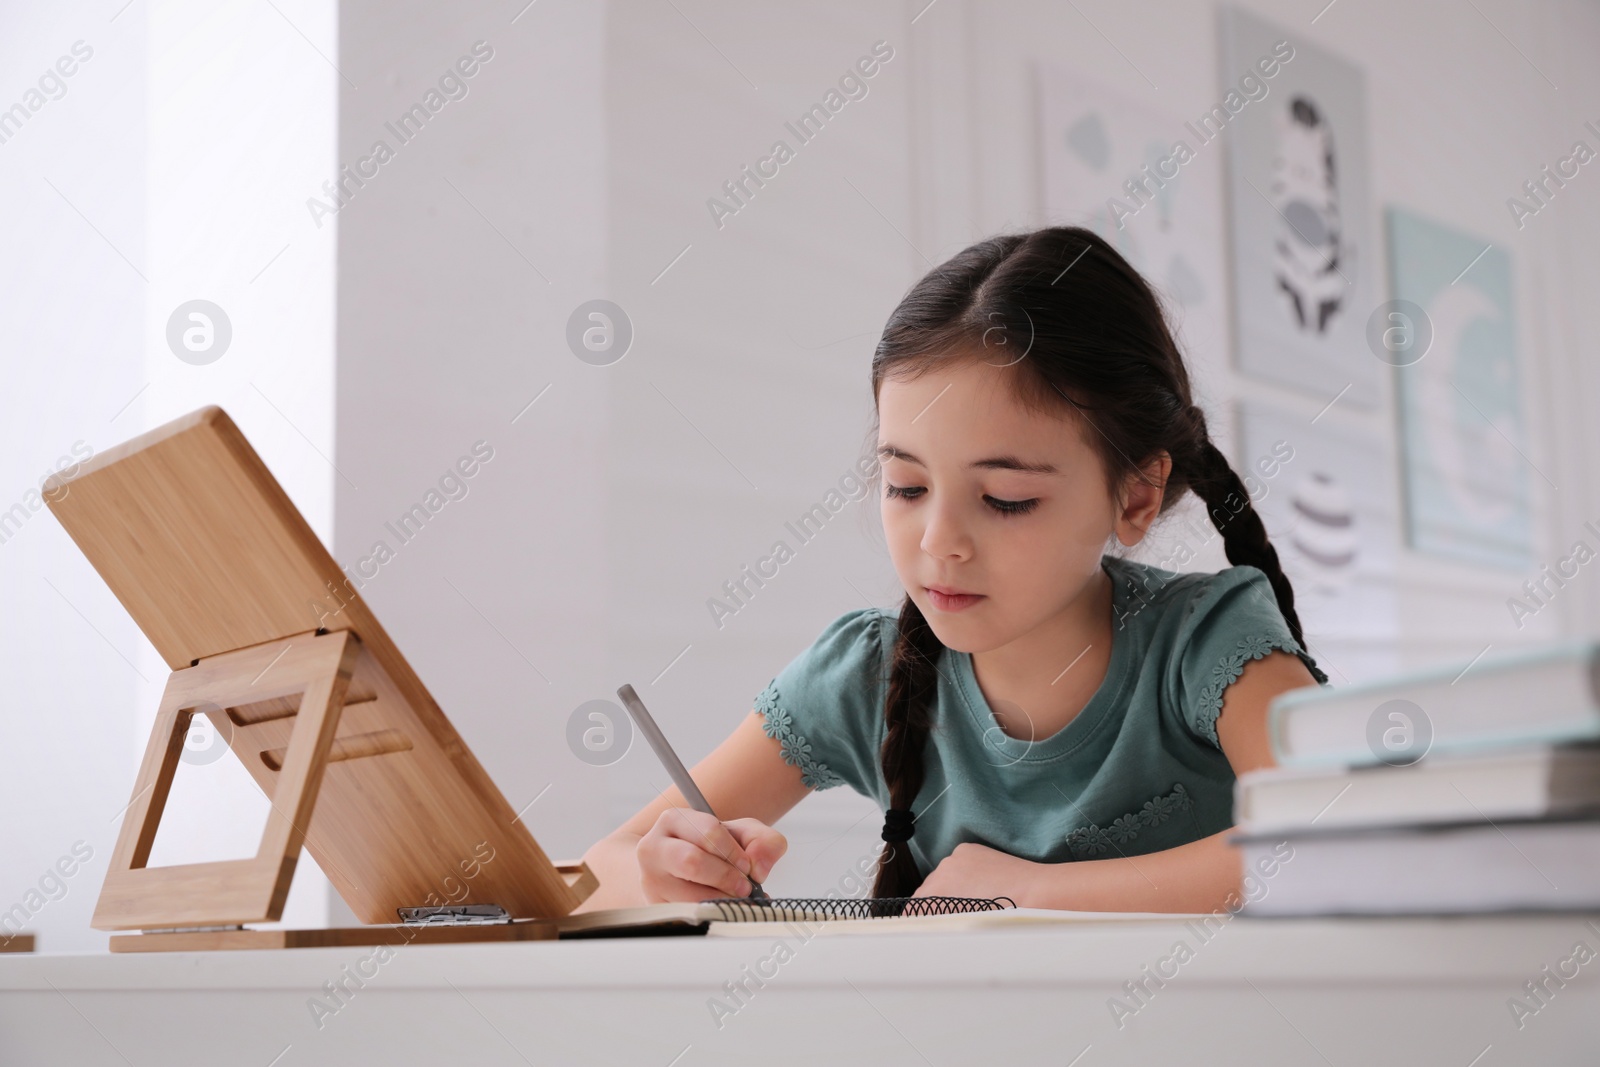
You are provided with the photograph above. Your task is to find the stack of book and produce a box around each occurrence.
[1233,639,1600,916]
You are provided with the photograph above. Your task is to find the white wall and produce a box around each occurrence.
[600,2,914,890]
[0,0,338,952]
[330,0,611,919]
[0,2,146,956]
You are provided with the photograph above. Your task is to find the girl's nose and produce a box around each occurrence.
[920,501,974,560]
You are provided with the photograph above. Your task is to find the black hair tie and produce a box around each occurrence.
[881,807,915,844]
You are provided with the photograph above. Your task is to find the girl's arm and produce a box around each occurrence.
[573,710,812,911]
[915,649,1318,912]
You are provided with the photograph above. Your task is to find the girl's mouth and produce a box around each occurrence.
[925,586,985,612]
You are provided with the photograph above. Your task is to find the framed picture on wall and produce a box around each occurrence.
[1386,207,1533,571]
[1037,64,1229,385]
[1236,398,1399,681]
[1220,6,1379,408]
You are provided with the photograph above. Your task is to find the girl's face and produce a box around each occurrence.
[876,356,1124,654]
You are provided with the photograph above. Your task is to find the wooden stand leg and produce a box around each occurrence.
[93,630,360,932]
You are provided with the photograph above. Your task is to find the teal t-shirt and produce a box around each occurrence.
[753,553,1331,878]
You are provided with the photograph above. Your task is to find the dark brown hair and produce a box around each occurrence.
[867,226,1306,898]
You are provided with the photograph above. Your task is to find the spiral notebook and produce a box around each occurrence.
[552,895,1192,938]
[553,895,1010,938]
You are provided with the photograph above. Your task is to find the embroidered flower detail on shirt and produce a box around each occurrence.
[1064,783,1194,860]
[756,682,845,791]
[1065,824,1113,857]
[1140,789,1180,826]
[1194,634,1327,747]
[1108,813,1143,844]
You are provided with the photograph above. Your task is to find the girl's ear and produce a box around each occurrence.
[1113,451,1172,547]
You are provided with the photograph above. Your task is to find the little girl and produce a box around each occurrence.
[578,226,1329,913]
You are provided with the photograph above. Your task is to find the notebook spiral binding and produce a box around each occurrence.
[700,895,1018,921]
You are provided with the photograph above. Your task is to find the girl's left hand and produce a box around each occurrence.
[910,842,1036,905]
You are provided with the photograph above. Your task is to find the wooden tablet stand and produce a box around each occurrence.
[46,407,598,952]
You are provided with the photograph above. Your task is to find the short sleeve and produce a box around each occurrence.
[1171,565,1330,749]
[754,608,890,797]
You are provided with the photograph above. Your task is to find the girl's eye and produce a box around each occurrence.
[884,483,1038,517]
[985,495,1039,516]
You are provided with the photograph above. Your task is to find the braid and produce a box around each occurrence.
[871,596,944,898]
[1181,428,1309,651]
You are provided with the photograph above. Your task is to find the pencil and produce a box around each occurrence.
[615,684,771,901]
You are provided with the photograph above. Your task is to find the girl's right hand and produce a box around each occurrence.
[636,807,787,903]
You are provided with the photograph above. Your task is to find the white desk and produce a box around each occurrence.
[2,915,1596,1066]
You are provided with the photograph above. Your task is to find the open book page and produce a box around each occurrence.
[550,902,714,935]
